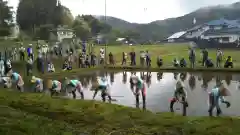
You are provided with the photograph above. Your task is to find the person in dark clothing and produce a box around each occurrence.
[78,53,84,68]
[145,50,151,67]
[180,58,187,67]
[157,56,163,67]
[19,45,25,61]
[202,48,208,66]
[205,58,214,68]
[224,56,233,68]
[189,48,196,68]
[63,60,68,70]
[108,52,114,65]
[129,50,136,66]
[90,52,96,67]
[173,58,179,67]
[70,47,74,54]
[85,55,90,68]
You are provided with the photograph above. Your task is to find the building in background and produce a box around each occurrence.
[202,28,240,43]
[166,31,186,42]
[49,26,74,42]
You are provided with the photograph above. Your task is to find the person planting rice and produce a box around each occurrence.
[1,76,11,88]
[48,79,62,96]
[5,59,12,76]
[0,57,5,76]
[10,72,24,91]
[130,75,146,104]
[31,76,43,92]
[208,82,231,116]
[129,73,137,93]
[170,80,188,115]
[64,77,84,99]
[93,76,112,102]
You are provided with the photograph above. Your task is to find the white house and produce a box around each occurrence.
[184,25,208,39]
[184,18,240,39]
[167,31,186,42]
[49,26,74,42]
[202,28,240,43]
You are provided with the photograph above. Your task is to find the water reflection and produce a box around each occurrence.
[226,74,232,86]
[173,72,178,80]
[17,71,240,116]
[188,74,196,90]
[180,73,187,82]
[110,72,114,85]
[157,72,163,81]
[122,72,127,84]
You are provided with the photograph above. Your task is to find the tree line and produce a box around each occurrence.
[0,0,122,43]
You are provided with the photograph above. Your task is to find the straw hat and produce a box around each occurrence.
[31,76,37,83]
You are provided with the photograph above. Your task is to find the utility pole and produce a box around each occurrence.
[104,0,107,66]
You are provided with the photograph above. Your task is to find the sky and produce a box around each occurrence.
[7,0,240,23]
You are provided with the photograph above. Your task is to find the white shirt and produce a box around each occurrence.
[217,50,223,57]
[140,52,145,58]
[100,53,104,59]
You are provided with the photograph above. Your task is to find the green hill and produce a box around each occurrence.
[96,1,240,41]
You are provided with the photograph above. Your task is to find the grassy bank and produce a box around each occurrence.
[0,90,240,135]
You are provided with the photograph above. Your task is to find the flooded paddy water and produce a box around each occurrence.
[9,71,240,116]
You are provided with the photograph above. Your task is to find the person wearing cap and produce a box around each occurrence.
[208,83,231,116]
[64,77,84,99]
[10,72,24,91]
[49,80,62,96]
[31,76,43,92]
[93,76,111,102]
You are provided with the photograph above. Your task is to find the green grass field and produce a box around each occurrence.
[0,89,240,135]
[93,44,240,68]
[2,40,240,79]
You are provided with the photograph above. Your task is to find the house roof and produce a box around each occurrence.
[206,18,240,28]
[167,31,186,39]
[203,28,240,36]
[186,25,203,32]
[49,27,74,32]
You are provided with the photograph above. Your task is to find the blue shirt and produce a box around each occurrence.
[12,72,19,81]
[210,87,225,103]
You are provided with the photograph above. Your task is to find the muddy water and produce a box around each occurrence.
[17,71,240,116]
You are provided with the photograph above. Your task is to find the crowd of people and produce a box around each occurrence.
[0,43,235,78]
[0,66,231,117]
[0,43,234,117]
